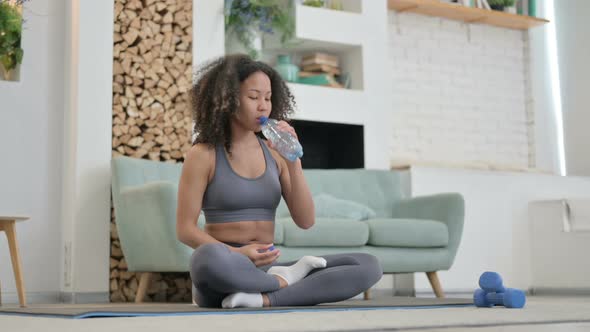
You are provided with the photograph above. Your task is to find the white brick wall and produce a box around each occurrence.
[388,12,532,169]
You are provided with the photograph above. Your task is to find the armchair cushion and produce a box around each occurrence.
[118,181,192,271]
[365,218,448,248]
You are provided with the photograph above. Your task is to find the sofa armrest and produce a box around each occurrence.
[391,193,465,266]
[116,181,192,272]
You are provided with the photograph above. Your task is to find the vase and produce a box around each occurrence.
[0,64,20,82]
[225,26,263,59]
[274,55,299,83]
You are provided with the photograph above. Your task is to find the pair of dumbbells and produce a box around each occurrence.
[473,271,526,308]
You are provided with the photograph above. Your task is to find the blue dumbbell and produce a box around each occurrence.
[473,272,526,308]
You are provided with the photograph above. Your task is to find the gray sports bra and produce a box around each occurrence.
[201,137,282,223]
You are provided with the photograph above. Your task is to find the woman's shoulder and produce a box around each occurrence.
[187,143,215,158]
[183,143,216,173]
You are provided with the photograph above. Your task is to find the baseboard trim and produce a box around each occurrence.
[415,289,473,298]
[0,292,60,305]
[0,292,109,305]
[530,287,590,296]
[60,292,110,304]
[416,287,590,297]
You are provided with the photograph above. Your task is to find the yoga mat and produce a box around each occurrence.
[0,297,473,319]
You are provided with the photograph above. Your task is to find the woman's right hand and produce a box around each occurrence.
[236,243,280,266]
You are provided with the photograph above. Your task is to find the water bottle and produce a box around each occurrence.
[258,116,303,162]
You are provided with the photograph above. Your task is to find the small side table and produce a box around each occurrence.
[0,216,28,307]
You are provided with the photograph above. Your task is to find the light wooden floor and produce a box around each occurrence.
[0,296,589,332]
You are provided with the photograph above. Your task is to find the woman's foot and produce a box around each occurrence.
[262,294,271,307]
[221,292,263,308]
[267,256,327,286]
[275,275,288,288]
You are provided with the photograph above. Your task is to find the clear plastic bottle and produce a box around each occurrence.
[258,116,303,162]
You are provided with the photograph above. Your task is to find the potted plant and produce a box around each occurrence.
[224,0,294,59]
[0,0,26,81]
[487,0,515,12]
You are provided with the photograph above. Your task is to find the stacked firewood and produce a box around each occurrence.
[112,0,193,162]
[110,0,193,303]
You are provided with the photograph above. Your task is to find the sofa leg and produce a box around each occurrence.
[135,272,152,303]
[363,289,371,300]
[426,271,444,298]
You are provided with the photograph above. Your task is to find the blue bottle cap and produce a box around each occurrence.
[258,116,268,125]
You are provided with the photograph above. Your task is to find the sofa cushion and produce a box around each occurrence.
[274,217,284,244]
[278,217,369,247]
[275,170,404,219]
[313,193,377,220]
[365,218,448,248]
[277,194,378,220]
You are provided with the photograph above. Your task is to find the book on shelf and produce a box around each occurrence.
[301,52,339,66]
[298,71,322,78]
[301,63,341,76]
[296,73,344,88]
[479,0,490,10]
[301,52,339,67]
[517,0,529,15]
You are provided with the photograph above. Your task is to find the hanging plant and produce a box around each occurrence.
[224,0,295,59]
[0,0,28,79]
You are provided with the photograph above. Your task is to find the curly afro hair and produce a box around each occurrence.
[190,54,297,155]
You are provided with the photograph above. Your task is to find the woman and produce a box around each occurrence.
[176,54,382,308]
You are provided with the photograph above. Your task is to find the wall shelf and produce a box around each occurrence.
[287,83,366,125]
[388,0,549,30]
[262,3,365,90]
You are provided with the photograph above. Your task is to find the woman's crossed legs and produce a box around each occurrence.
[190,243,383,308]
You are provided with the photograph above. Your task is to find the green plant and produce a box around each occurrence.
[224,0,294,59]
[487,0,516,8]
[0,0,26,75]
[302,0,324,7]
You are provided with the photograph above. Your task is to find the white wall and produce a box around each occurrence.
[60,0,114,302]
[527,0,562,175]
[387,4,585,294]
[193,0,225,67]
[0,0,113,304]
[388,13,530,170]
[0,1,66,302]
[386,1,564,176]
[409,166,590,294]
[554,0,590,176]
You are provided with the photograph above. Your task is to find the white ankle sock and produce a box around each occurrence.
[222,292,263,308]
[267,256,327,285]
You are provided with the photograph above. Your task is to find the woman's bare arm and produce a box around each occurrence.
[274,153,315,229]
[176,144,222,249]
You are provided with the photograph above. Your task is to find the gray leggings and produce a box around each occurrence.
[189,243,383,308]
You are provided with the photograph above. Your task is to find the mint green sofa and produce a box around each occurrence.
[111,156,464,302]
